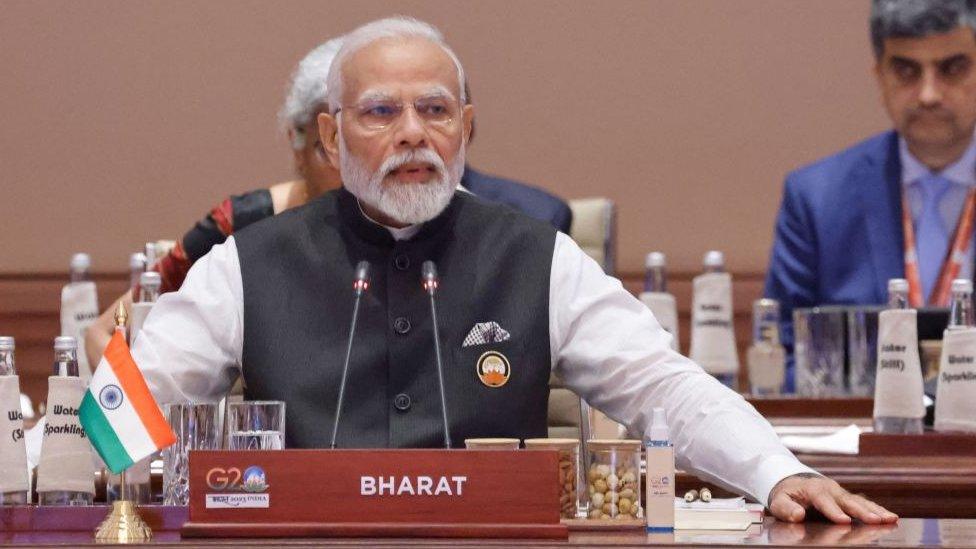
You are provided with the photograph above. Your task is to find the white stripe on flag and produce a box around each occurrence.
[89,356,158,461]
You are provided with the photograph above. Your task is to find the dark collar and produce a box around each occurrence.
[335,185,462,248]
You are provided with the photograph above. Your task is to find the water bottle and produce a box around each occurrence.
[701,250,736,388]
[747,299,785,396]
[702,250,724,273]
[644,252,667,293]
[69,253,91,283]
[948,279,974,329]
[0,337,29,505]
[38,337,93,505]
[129,252,147,292]
[0,337,14,377]
[874,279,923,434]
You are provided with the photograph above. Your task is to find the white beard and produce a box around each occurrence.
[339,132,465,226]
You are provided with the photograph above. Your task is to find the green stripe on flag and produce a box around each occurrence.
[79,392,134,474]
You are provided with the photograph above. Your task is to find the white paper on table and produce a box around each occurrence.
[780,424,861,455]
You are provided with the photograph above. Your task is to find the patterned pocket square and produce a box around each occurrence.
[462,321,511,347]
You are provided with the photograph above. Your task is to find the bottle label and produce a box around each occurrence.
[935,327,976,432]
[873,310,925,419]
[640,292,679,351]
[36,376,96,494]
[644,445,675,530]
[60,281,99,381]
[690,273,738,374]
[747,344,785,389]
[0,375,29,493]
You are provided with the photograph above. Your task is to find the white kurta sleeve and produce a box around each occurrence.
[131,237,244,405]
[549,232,815,506]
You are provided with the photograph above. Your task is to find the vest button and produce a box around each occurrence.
[393,317,411,334]
[394,254,410,270]
[393,393,411,411]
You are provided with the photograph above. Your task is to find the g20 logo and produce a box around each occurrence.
[206,466,268,492]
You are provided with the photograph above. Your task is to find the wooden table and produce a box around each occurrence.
[0,508,974,548]
[677,454,976,519]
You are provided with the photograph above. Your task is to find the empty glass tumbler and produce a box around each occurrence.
[162,403,219,505]
[225,401,286,450]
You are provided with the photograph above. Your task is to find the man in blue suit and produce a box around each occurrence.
[461,167,572,233]
[765,0,976,390]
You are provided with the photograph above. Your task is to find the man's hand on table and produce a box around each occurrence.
[768,473,898,525]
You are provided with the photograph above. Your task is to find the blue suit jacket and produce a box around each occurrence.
[461,166,573,233]
[764,131,905,388]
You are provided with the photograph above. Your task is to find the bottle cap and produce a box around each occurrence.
[754,298,780,315]
[703,250,724,268]
[140,271,162,288]
[649,407,670,442]
[888,278,909,294]
[645,252,666,269]
[0,336,14,351]
[952,279,973,294]
[70,253,91,272]
[129,252,147,271]
[53,336,77,351]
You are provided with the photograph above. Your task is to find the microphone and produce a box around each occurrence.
[330,261,371,449]
[422,261,452,449]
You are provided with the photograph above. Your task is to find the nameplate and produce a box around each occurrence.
[182,449,567,539]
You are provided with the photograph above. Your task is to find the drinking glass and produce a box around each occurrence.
[225,401,286,450]
[847,306,883,396]
[162,403,219,506]
[794,307,847,396]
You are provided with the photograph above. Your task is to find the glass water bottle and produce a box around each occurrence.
[644,252,667,293]
[948,279,974,329]
[69,253,91,283]
[129,252,147,291]
[0,336,28,505]
[874,279,923,434]
[701,250,736,387]
[702,250,725,273]
[747,299,785,396]
[38,336,93,506]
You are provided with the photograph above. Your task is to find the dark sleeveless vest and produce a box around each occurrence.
[234,187,555,448]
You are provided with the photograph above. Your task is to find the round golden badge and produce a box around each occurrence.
[476,351,511,388]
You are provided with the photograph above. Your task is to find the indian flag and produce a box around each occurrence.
[79,331,176,473]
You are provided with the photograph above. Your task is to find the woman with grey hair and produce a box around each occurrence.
[85,38,344,366]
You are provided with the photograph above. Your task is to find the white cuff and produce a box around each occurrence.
[751,453,819,507]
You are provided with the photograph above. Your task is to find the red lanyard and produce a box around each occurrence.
[902,188,976,307]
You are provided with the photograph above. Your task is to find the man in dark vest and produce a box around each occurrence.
[133,16,895,525]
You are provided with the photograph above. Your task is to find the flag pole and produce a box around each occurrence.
[94,301,152,543]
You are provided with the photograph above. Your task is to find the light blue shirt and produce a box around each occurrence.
[899,135,976,282]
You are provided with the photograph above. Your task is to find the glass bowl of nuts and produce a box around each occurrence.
[523,438,580,519]
[585,439,643,521]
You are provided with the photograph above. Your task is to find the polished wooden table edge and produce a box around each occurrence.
[5,519,976,548]
[182,521,569,539]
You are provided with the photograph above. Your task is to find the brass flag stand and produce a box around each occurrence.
[94,303,153,543]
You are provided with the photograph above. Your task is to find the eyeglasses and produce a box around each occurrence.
[338,96,460,130]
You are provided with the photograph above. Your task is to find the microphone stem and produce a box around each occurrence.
[330,291,363,449]
[428,292,452,448]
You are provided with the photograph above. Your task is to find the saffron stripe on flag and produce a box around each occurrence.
[79,392,134,474]
[103,333,176,449]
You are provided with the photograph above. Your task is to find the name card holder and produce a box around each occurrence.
[182,449,568,539]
